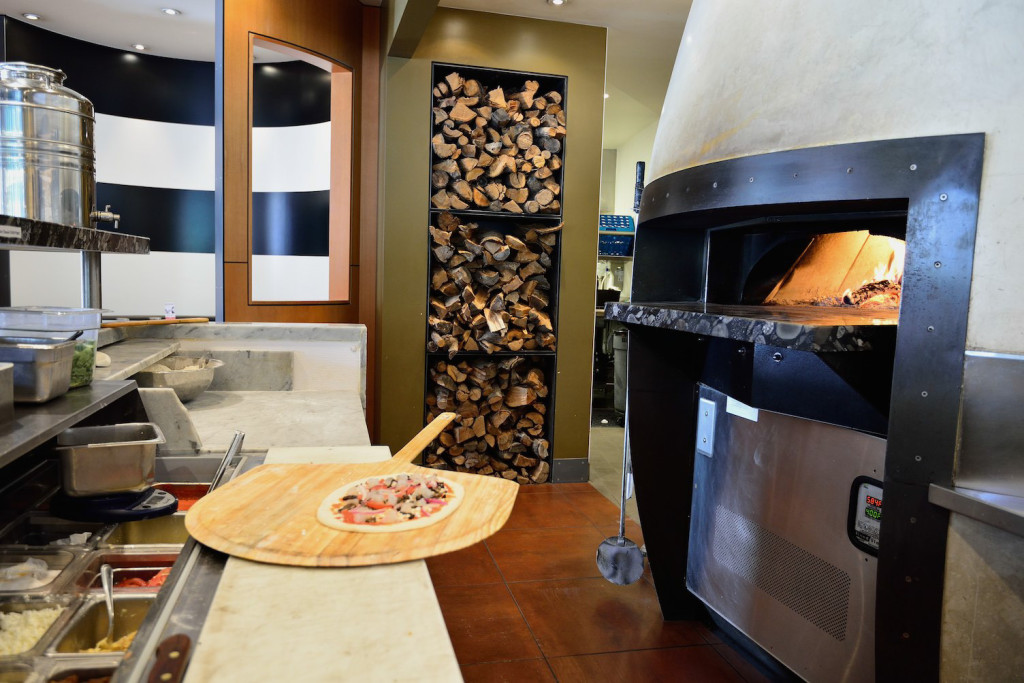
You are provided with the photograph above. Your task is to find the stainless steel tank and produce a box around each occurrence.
[0,62,95,227]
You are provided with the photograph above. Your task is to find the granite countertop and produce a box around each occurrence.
[605,301,898,352]
[0,213,150,253]
[93,338,180,381]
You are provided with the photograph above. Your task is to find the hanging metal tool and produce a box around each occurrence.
[595,330,644,585]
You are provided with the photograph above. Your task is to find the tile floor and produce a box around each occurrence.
[425,425,774,682]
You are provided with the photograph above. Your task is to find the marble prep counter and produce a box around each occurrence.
[181,444,460,683]
[94,323,462,682]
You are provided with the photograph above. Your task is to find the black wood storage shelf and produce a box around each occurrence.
[426,214,561,356]
[428,62,567,219]
[423,62,568,484]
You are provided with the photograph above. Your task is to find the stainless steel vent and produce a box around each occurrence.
[713,505,851,641]
[687,385,883,681]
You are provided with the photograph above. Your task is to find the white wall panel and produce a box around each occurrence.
[10,252,84,307]
[9,252,215,317]
[252,122,331,193]
[94,115,329,194]
[251,255,331,301]
[95,114,215,191]
[101,252,216,317]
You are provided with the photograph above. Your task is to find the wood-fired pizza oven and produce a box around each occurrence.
[605,134,984,682]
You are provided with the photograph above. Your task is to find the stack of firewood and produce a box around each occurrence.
[428,211,558,357]
[425,356,551,484]
[430,71,565,215]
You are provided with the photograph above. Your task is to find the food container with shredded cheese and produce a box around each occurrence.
[0,599,70,657]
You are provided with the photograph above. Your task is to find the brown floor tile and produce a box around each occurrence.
[434,583,541,666]
[703,627,724,644]
[545,482,597,494]
[713,643,776,683]
[508,577,707,658]
[426,541,503,587]
[460,659,556,682]
[548,646,746,682]
[562,489,622,526]
[517,482,564,494]
[501,487,593,530]
[486,526,608,582]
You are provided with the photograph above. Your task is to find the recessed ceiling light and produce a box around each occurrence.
[22,13,41,20]
[547,0,567,6]
[160,8,182,16]
[132,44,148,51]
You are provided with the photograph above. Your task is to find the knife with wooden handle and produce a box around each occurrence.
[148,633,191,683]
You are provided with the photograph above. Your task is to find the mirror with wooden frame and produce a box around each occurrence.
[249,35,353,303]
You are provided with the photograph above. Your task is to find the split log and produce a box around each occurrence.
[425,357,552,483]
[428,213,557,354]
[432,72,566,215]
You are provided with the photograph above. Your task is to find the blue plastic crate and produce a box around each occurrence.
[598,233,633,256]
[599,214,635,232]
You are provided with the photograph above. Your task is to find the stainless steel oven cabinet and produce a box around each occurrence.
[687,385,885,682]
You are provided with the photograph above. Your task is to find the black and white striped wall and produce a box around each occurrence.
[3,18,331,316]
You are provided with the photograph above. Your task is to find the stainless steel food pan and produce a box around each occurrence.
[133,356,224,403]
[56,423,165,498]
[0,515,106,547]
[48,595,154,655]
[0,362,12,424]
[0,596,74,658]
[99,514,188,548]
[0,337,74,403]
[76,551,178,592]
[0,548,78,595]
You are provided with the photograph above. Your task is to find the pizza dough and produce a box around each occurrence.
[316,472,464,533]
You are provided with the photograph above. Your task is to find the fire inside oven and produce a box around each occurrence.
[704,207,908,313]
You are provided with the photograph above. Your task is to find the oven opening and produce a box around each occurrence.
[763,231,905,308]
[704,203,909,312]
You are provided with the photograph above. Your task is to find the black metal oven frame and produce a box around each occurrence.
[624,134,985,682]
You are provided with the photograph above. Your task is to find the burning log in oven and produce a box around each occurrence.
[764,231,905,309]
[428,211,558,357]
[425,356,551,484]
[430,71,565,215]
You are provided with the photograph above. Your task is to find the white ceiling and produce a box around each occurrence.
[0,0,690,148]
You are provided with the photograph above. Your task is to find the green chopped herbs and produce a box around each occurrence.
[70,340,96,388]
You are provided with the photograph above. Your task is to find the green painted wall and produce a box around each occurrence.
[379,9,606,472]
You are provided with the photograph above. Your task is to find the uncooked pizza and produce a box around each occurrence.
[316,472,464,533]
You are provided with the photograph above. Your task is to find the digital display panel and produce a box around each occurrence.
[850,479,883,554]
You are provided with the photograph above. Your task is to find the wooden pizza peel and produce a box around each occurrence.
[184,413,520,567]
